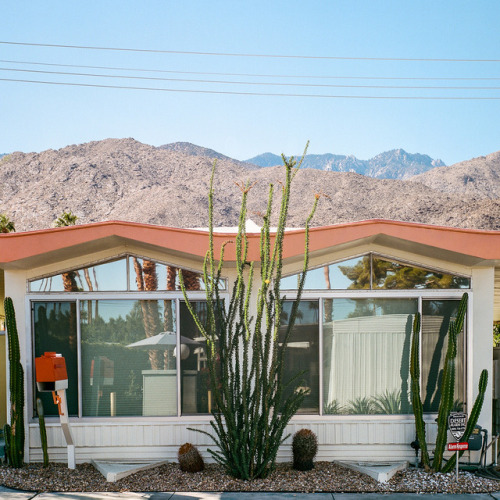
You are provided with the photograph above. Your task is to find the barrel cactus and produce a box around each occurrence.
[292,429,318,471]
[178,443,204,473]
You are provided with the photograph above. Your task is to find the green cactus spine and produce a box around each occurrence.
[4,297,25,468]
[36,398,49,467]
[410,311,430,469]
[441,369,488,473]
[432,293,467,471]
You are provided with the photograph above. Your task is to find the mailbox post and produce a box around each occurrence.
[35,352,75,469]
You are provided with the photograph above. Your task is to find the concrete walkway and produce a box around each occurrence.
[2,488,500,500]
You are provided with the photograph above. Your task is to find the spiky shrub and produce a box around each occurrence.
[323,400,344,415]
[36,398,49,467]
[292,429,318,471]
[3,297,25,468]
[410,293,488,472]
[345,396,376,415]
[178,443,204,473]
[180,145,319,480]
[372,390,405,415]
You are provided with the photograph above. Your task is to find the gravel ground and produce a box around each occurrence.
[1,462,500,494]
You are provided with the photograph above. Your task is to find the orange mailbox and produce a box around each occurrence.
[35,352,69,392]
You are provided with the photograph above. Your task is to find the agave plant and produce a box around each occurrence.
[323,399,344,415]
[372,390,405,414]
[345,396,376,415]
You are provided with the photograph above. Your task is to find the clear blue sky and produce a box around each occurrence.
[1,1,499,165]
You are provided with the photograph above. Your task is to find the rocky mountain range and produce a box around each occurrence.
[246,149,446,180]
[0,138,499,232]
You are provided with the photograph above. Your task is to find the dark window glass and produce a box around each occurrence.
[33,302,78,416]
[280,300,320,413]
[179,301,214,415]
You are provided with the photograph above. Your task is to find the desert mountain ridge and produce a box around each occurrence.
[245,148,446,180]
[1,137,499,232]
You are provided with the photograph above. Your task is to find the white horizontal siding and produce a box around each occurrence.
[28,418,439,464]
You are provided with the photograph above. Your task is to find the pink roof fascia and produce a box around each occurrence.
[1,219,500,265]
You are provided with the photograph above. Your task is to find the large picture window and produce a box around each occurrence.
[322,298,416,415]
[30,254,468,419]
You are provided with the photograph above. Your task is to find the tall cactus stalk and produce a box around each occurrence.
[432,293,468,471]
[441,369,488,473]
[180,145,319,479]
[3,297,25,468]
[411,293,487,473]
[36,398,49,467]
[409,311,430,469]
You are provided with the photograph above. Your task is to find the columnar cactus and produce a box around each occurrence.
[36,398,49,467]
[432,293,468,471]
[409,310,430,469]
[410,293,488,473]
[3,297,25,468]
[441,369,488,473]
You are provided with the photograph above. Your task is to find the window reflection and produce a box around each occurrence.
[281,254,470,291]
[129,257,208,291]
[80,299,177,417]
[322,298,416,415]
[280,301,319,413]
[30,258,128,292]
[179,302,213,415]
[33,302,78,416]
[29,255,225,292]
[422,300,465,412]
[281,257,367,290]
[372,258,470,290]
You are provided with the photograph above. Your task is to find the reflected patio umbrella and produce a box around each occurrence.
[127,331,200,349]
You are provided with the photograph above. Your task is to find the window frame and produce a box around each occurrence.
[281,288,469,418]
[28,289,228,422]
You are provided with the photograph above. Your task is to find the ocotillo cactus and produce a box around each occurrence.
[4,297,25,468]
[36,398,49,467]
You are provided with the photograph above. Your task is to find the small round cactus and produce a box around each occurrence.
[178,442,204,473]
[292,428,318,471]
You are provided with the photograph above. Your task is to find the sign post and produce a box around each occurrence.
[448,412,468,482]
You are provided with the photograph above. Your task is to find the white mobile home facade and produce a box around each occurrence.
[0,219,497,464]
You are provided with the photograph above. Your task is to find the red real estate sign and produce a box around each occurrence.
[447,442,469,451]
